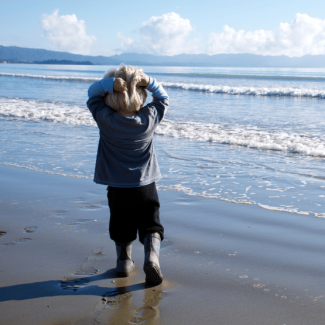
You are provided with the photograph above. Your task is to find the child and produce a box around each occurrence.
[87,65,169,286]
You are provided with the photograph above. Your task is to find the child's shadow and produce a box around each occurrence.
[0,268,148,302]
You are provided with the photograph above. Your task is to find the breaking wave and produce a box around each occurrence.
[1,97,324,158]
[160,82,325,98]
[2,73,325,98]
[157,119,325,158]
[0,72,100,82]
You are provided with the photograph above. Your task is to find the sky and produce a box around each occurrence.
[1,0,325,57]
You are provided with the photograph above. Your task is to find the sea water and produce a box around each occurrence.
[0,64,324,218]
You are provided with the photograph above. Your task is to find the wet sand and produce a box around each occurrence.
[1,164,325,325]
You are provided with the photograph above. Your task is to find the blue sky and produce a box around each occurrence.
[2,0,325,57]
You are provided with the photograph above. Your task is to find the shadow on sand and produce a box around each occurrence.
[0,268,155,302]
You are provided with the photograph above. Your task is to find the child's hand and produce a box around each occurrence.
[137,72,150,87]
[113,78,127,92]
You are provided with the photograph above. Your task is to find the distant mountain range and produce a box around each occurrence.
[2,45,325,68]
[0,46,120,65]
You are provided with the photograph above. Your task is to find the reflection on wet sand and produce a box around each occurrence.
[96,274,164,325]
[130,286,163,325]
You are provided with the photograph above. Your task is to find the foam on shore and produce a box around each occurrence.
[1,97,324,158]
[2,73,325,99]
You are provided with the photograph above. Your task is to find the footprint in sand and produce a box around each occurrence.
[60,247,106,291]
[24,226,37,233]
[102,290,132,307]
[0,238,32,246]
[80,203,106,211]
[60,277,90,291]
[52,210,68,218]
[67,219,93,226]
[73,247,105,276]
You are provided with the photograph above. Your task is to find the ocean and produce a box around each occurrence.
[0,63,324,218]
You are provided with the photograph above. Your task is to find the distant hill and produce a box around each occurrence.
[2,45,325,68]
[0,45,120,65]
[33,59,95,65]
[110,53,325,68]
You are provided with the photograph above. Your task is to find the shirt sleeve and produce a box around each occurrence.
[145,77,169,121]
[88,77,116,98]
[87,77,116,123]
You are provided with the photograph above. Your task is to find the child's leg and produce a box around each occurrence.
[134,182,164,285]
[107,186,138,243]
[107,186,138,276]
[135,182,164,244]
[107,184,164,283]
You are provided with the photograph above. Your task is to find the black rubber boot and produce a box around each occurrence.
[115,241,135,277]
[143,233,163,286]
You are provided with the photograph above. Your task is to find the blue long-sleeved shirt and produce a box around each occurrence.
[87,77,169,187]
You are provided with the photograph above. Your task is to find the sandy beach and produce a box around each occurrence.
[1,164,325,325]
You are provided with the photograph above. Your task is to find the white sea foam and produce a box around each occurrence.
[258,204,325,218]
[3,160,322,218]
[2,72,325,98]
[157,184,325,218]
[0,97,96,126]
[0,72,100,82]
[257,203,310,215]
[160,82,325,98]
[0,162,89,178]
[157,119,325,157]
[1,97,325,158]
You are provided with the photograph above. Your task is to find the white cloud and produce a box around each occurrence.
[207,13,325,57]
[118,12,197,56]
[41,10,96,54]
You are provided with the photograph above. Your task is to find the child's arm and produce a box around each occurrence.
[88,78,115,98]
[146,77,169,100]
[87,78,127,121]
[141,74,169,121]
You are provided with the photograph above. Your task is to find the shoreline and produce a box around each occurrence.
[1,164,325,324]
[2,160,323,220]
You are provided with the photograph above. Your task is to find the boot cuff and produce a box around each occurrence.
[115,241,133,247]
[144,232,161,240]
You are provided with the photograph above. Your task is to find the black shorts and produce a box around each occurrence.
[107,182,164,244]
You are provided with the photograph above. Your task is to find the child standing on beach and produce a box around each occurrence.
[87,65,169,286]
